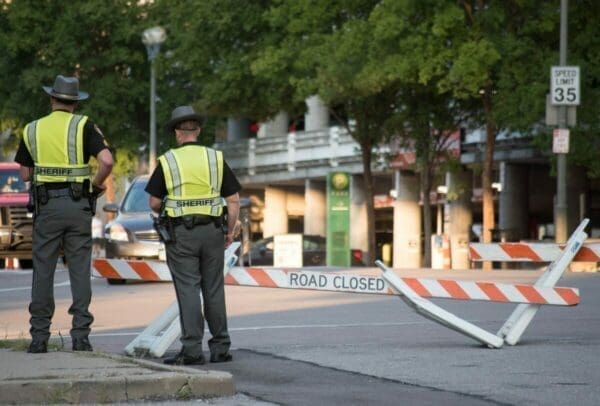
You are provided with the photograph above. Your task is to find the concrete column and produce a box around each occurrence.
[445,169,473,269]
[304,179,326,236]
[499,162,529,241]
[263,187,288,238]
[350,175,369,261]
[393,171,422,268]
[258,111,289,138]
[305,95,329,132]
[226,117,251,141]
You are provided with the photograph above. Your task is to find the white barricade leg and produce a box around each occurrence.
[376,261,504,349]
[124,242,240,357]
[124,302,180,356]
[498,219,588,345]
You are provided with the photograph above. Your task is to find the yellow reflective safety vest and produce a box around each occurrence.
[159,145,224,218]
[23,111,90,184]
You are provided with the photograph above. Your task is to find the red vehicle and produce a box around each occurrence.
[0,162,33,268]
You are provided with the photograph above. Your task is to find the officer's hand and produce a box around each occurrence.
[92,183,107,197]
[224,232,234,248]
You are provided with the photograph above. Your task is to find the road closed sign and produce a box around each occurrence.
[551,66,580,106]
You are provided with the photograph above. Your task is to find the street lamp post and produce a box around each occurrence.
[142,26,167,172]
[556,0,568,243]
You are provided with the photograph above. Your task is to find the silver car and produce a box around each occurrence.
[102,176,160,284]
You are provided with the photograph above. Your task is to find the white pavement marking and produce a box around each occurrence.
[0,267,66,275]
[87,320,501,339]
[0,280,70,293]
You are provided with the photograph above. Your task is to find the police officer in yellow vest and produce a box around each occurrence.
[14,75,114,353]
[146,106,241,365]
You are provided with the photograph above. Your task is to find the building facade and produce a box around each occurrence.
[215,97,600,269]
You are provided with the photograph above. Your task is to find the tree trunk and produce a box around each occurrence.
[360,141,377,265]
[421,162,432,268]
[481,90,496,269]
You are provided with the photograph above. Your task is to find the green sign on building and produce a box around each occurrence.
[326,172,351,266]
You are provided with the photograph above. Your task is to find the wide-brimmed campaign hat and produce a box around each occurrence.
[43,75,89,101]
[165,105,205,133]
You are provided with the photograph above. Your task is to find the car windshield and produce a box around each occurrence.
[0,170,27,193]
[121,179,151,213]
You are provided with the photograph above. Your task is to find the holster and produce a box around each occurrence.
[152,214,175,243]
[27,186,37,215]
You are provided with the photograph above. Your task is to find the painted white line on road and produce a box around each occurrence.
[0,280,70,293]
[0,270,33,275]
[0,267,67,275]
[228,321,434,331]
[86,321,436,339]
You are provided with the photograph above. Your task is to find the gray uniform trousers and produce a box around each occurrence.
[30,195,93,342]
[165,220,230,359]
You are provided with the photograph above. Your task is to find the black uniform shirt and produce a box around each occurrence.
[145,142,242,199]
[14,113,109,167]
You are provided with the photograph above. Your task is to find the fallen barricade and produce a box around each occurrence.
[92,220,590,355]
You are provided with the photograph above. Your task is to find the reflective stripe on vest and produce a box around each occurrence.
[159,145,224,218]
[23,111,90,184]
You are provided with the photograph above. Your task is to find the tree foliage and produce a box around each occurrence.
[0,0,171,176]
[1,0,599,256]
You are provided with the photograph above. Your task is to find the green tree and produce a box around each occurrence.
[0,0,163,177]
[261,0,393,264]
[364,0,472,266]
[157,0,304,122]
[532,1,600,179]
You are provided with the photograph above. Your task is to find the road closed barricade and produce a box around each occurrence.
[92,220,589,355]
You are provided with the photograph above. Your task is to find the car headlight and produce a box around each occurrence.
[107,224,129,242]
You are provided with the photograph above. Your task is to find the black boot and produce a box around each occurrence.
[163,350,205,365]
[72,337,93,351]
[27,339,48,354]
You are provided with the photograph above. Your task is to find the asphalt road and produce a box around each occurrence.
[1,265,599,405]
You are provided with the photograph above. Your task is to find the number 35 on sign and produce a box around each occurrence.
[551,66,580,106]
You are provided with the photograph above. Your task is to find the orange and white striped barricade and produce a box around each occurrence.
[94,222,587,352]
[93,253,579,307]
[119,242,240,357]
[379,218,589,348]
[224,267,578,306]
[487,219,589,345]
[468,240,600,263]
[376,261,504,348]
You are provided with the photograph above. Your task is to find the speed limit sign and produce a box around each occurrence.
[551,66,580,105]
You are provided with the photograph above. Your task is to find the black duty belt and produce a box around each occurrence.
[43,184,91,199]
[46,188,72,198]
[169,215,217,227]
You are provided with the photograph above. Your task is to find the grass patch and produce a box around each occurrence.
[0,338,64,351]
[176,383,193,401]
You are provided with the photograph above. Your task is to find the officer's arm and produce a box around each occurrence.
[224,193,240,239]
[93,149,113,189]
[149,196,163,213]
[19,166,33,182]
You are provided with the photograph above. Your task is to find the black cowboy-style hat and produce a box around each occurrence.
[165,105,205,133]
[42,75,89,101]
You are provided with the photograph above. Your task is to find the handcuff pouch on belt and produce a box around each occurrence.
[221,206,228,235]
[69,182,84,201]
[36,184,49,206]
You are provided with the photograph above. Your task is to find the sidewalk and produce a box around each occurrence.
[0,346,234,404]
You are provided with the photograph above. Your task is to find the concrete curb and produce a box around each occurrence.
[0,350,234,404]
